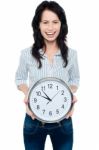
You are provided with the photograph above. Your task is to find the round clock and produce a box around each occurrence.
[28,77,73,123]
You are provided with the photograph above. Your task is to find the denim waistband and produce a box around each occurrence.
[35,117,71,128]
[25,113,71,129]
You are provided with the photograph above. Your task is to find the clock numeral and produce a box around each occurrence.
[49,111,52,116]
[48,84,53,89]
[36,91,41,96]
[42,109,45,114]
[41,86,45,91]
[61,90,64,95]
[56,109,59,114]
[34,98,37,103]
[64,97,67,102]
[61,104,65,109]
[37,105,40,110]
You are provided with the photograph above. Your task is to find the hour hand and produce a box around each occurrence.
[42,90,52,101]
[40,95,51,101]
[46,91,60,105]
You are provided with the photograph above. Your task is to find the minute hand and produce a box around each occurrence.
[51,91,60,100]
[42,90,52,101]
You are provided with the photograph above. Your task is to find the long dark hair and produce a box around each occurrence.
[31,0,68,68]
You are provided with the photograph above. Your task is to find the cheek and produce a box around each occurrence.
[39,29,45,37]
[40,27,46,35]
[39,24,44,33]
[55,25,61,32]
[55,28,61,36]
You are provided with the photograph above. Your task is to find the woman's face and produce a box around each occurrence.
[39,9,61,43]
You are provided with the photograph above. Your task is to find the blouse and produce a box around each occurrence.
[15,47,80,89]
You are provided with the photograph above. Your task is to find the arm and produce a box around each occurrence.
[69,85,78,93]
[66,85,78,119]
[68,50,80,92]
[17,83,36,119]
[18,83,35,119]
[17,83,29,104]
[15,50,35,119]
[15,50,28,88]
[18,84,29,95]
[15,50,29,102]
[66,50,80,118]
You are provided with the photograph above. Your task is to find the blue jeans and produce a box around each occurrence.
[23,114,73,150]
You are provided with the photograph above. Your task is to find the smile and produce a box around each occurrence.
[45,32,56,37]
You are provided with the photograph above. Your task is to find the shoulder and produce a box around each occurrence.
[20,47,37,65]
[21,46,32,57]
[20,47,34,62]
[68,48,78,61]
[68,47,77,57]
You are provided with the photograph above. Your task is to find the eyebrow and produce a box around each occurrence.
[41,20,60,22]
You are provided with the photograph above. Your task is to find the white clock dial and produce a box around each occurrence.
[28,78,73,123]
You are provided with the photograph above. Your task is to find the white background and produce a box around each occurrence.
[0,0,99,149]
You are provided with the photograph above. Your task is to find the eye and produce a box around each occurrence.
[53,21,59,24]
[42,21,48,24]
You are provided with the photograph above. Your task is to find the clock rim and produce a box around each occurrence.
[28,77,73,123]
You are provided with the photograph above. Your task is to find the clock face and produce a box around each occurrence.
[28,78,73,123]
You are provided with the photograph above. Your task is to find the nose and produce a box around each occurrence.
[47,23,53,30]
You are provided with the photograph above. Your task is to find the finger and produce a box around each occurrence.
[26,105,36,120]
[66,107,74,119]
[31,114,36,120]
[24,100,28,105]
[24,98,29,104]
[26,105,31,115]
[72,95,77,103]
[66,111,73,119]
[65,96,77,119]
[27,110,36,120]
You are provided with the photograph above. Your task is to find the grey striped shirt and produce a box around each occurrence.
[15,47,80,89]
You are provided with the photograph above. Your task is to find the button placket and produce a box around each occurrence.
[48,65,53,76]
[47,58,54,76]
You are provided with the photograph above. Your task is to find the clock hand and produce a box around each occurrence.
[40,95,51,101]
[42,90,52,101]
[51,91,60,100]
[46,101,51,105]
[46,91,60,105]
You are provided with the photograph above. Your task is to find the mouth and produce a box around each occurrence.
[45,32,56,37]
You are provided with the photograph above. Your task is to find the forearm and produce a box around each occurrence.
[69,85,78,93]
[17,84,29,95]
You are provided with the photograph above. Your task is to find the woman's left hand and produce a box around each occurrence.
[65,95,78,119]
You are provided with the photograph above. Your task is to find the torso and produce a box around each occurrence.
[21,47,77,89]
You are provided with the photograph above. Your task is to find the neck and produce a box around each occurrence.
[43,41,59,54]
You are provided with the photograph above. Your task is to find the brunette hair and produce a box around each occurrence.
[31,1,68,68]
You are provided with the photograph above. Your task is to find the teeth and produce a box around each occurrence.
[46,32,54,35]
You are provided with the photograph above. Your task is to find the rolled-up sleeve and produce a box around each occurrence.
[68,51,80,87]
[15,50,28,87]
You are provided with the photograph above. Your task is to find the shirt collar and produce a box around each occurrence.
[39,49,61,58]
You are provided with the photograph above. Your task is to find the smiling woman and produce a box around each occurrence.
[31,0,69,68]
[15,1,80,150]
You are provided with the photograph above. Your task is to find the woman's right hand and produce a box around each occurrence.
[24,94,36,120]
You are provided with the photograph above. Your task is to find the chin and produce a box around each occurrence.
[45,37,57,43]
[46,40,56,43]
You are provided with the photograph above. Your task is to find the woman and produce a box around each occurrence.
[15,1,80,150]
